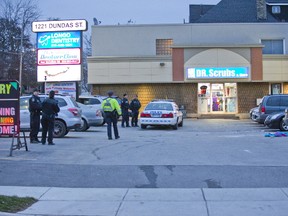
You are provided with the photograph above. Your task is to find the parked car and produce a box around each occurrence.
[249,106,259,122]
[139,99,183,130]
[283,108,288,128]
[75,102,104,132]
[78,94,122,123]
[78,95,103,108]
[78,94,122,107]
[257,94,288,124]
[20,94,82,138]
[264,111,288,131]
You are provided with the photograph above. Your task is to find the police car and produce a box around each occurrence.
[139,100,183,130]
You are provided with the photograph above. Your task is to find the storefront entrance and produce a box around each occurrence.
[198,83,237,114]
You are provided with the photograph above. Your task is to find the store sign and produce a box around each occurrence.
[187,67,249,79]
[32,20,87,32]
[37,48,81,65]
[0,81,19,136]
[37,65,81,82]
[37,31,81,49]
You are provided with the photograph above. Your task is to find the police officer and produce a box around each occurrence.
[130,94,141,127]
[41,90,60,145]
[29,88,42,143]
[101,91,122,140]
[121,93,130,127]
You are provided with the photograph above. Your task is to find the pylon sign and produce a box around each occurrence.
[32,20,87,32]
[32,19,87,83]
[0,81,20,137]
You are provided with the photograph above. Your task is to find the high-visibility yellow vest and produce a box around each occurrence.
[102,99,113,112]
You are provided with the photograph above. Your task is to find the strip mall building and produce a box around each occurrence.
[87,0,288,118]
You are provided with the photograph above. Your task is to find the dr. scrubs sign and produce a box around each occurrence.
[187,67,249,79]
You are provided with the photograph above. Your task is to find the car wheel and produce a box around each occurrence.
[280,119,288,131]
[141,124,147,129]
[65,130,69,135]
[178,118,183,127]
[75,118,89,132]
[53,120,67,138]
[172,120,178,130]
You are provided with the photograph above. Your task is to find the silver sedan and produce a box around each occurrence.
[75,102,104,132]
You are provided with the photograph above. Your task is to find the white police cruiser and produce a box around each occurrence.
[140,99,183,130]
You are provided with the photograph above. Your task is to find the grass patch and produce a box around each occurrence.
[0,195,37,213]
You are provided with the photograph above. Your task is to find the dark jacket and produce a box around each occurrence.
[121,98,129,110]
[29,95,42,114]
[130,99,141,111]
[42,98,60,117]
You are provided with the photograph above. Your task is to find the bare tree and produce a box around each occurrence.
[0,0,40,91]
[81,33,92,93]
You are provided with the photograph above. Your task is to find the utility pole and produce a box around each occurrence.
[19,19,24,95]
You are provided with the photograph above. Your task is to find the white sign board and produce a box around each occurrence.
[37,48,81,65]
[37,65,81,82]
[45,82,77,98]
[32,20,87,32]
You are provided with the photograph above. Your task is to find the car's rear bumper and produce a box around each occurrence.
[89,118,104,126]
[65,118,82,129]
[140,118,177,126]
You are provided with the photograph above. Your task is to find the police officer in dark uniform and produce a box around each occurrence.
[41,90,60,145]
[29,88,42,143]
[130,94,141,127]
[121,93,130,127]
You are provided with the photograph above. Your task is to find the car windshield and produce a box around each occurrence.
[145,103,173,111]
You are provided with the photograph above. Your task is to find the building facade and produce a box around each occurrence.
[87,22,288,118]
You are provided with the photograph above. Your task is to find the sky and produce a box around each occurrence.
[37,0,220,26]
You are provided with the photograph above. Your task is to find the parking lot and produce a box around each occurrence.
[1,119,288,188]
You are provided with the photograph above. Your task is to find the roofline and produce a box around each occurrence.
[172,44,264,48]
[266,3,288,5]
[91,22,288,28]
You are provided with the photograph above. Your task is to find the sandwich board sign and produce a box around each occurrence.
[0,80,20,137]
[0,80,27,156]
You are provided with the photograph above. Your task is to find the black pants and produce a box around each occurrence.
[105,112,119,139]
[131,111,139,126]
[30,113,40,141]
[41,116,55,144]
[121,109,129,126]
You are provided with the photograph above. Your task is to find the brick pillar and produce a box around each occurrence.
[172,48,184,81]
[251,48,263,81]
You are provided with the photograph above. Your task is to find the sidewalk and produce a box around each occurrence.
[1,186,288,216]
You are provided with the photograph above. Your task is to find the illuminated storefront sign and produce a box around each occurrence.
[37,65,81,82]
[37,48,81,65]
[37,31,81,49]
[187,67,249,79]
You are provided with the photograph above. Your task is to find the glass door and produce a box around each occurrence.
[198,83,237,114]
[211,84,224,112]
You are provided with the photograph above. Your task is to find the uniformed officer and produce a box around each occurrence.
[121,93,130,127]
[101,91,122,140]
[41,90,60,145]
[130,94,141,127]
[29,88,42,143]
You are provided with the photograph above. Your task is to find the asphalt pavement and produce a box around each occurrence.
[1,119,288,215]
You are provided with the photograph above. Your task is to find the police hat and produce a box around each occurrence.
[107,90,114,96]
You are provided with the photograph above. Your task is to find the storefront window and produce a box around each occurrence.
[271,83,281,94]
[198,83,237,114]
